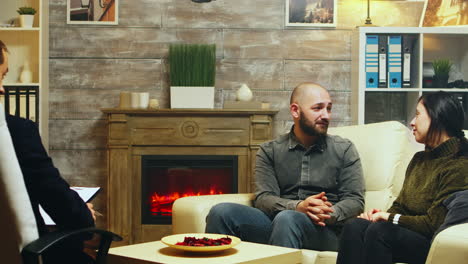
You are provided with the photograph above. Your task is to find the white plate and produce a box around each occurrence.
[161,233,241,252]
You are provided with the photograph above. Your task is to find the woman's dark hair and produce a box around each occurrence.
[419,91,467,155]
[0,40,7,65]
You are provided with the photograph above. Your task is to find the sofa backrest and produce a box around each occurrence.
[328,121,421,211]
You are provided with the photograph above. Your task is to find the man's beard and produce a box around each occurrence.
[299,112,328,136]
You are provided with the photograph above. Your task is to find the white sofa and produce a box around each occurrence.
[172,121,468,264]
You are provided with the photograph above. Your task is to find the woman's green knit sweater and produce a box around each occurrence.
[387,137,468,239]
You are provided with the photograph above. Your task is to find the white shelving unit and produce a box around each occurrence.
[352,27,468,127]
[0,0,48,143]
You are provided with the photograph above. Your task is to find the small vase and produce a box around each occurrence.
[236,84,253,101]
[19,15,34,28]
[19,62,33,83]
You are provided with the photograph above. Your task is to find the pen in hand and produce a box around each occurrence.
[94,210,103,217]
[86,203,103,220]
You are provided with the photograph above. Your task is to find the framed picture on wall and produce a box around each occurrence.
[67,0,119,25]
[420,0,468,27]
[285,0,337,28]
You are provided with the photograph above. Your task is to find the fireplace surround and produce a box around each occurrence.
[102,108,277,245]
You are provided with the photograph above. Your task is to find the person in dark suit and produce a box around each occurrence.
[1,40,96,263]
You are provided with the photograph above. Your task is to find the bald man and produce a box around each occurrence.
[206,83,365,251]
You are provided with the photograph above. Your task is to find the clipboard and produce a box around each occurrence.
[40,186,101,225]
[70,186,101,203]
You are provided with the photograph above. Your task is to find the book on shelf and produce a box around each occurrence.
[365,33,417,89]
[365,35,379,88]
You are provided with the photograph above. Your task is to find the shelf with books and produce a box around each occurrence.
[352,27,468,127]
[0,86,39,123]
[0,0,48,143]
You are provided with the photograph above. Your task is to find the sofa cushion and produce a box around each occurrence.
[329,121,417,210]
[434,190,468,237]
[302,249,337,264]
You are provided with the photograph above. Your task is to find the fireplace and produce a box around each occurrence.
[102,108,277,245]
[141,155,238,225]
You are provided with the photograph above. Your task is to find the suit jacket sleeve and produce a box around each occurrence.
[8,115,94,232]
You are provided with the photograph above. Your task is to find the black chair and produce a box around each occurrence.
[21,227,122,264]
[0,103,121,264]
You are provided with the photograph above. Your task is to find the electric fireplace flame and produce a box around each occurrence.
[149,186,224,216]
[141,155,238,224]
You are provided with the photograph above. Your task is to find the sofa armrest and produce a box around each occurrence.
[172,193,255,234]
[425,223,468,264]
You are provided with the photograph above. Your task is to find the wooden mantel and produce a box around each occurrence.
[101,108,278,245]
[101,108,279,115]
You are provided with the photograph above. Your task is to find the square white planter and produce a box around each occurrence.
[170,86,215,109]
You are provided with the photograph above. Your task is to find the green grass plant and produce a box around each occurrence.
[17,7,37,15]
[169,43,216,87]
[432,59,452,77]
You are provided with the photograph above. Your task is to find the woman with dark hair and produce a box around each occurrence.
[337,91,468,264]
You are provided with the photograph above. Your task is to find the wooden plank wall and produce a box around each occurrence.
[48,0,423,228]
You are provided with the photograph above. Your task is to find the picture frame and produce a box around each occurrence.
[420,0,468,27]
[285,0,337,28]
[67,0,119,25]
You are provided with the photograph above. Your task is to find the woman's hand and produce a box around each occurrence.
[371,212,390,222]
[357,209,391,222]
[357,208,381,220]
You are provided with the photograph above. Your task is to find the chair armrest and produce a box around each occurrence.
[22,227,122,264]
[172,193,255,234]
[425,223,468,264]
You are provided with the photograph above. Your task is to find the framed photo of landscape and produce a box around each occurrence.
[67,0,119,25]
[285,0,337,28]
[420,0,468,27]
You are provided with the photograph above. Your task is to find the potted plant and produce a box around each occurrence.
[432,59,452,88]
[169,43,216,108]
[17,7,36,28]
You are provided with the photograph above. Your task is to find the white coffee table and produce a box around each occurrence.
[108,240,302,264]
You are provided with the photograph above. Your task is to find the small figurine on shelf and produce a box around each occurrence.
[17,7,36,28]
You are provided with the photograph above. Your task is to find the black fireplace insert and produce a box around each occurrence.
[141,155,238,224]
